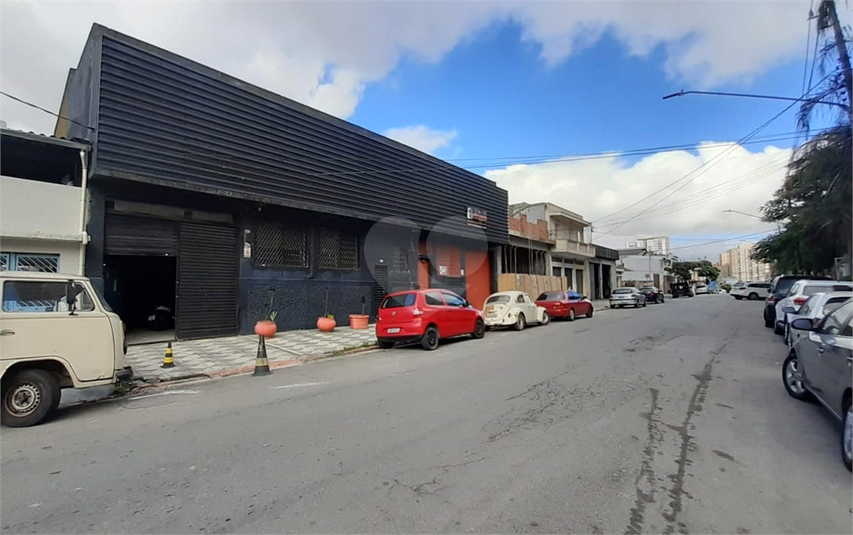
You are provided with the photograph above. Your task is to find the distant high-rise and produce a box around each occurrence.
[626,236,671,255]
[719,243,771,282]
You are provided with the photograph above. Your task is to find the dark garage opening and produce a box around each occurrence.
[104,255,177,345]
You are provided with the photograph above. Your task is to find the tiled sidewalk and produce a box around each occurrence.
[127,326,377,383]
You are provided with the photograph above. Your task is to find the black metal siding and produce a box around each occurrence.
[176,222,239,339]
[91,29,508,243]
[104,214,178,256]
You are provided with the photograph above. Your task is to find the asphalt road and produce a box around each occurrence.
[2,295,851,534]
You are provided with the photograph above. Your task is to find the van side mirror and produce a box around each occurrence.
[65,281,83,315]
[781,306,796,314]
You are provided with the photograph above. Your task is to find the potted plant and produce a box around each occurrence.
[317,313,336,332]
[255,311,278,338]
[349,296,369,330]
[255,288,278,338]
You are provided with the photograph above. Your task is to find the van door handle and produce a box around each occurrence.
[0,330,15,336]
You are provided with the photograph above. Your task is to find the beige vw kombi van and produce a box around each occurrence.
[1,272,132,427]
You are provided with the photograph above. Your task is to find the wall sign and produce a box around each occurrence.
[466,207,488,228]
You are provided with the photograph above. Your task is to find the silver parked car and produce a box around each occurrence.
[783,292,853,347]
[609,287,646,308]
[782,299,853,471]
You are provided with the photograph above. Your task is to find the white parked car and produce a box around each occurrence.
[483,291,550,330]
[784,292,853,347]
[730,282,771,301]
[775,280,853,334]
[694,284,709,295]
[609,287,647,308]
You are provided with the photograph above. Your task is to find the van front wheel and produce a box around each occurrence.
[1,369,59,427]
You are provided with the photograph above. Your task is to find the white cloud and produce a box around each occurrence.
[0,1,827,134]
[383,125,458,155]
[485,142,791,259]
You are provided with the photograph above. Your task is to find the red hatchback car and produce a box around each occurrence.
[376,289,486,350]
[535,290,594,321]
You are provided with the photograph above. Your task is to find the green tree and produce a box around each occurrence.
[754,1,851,274]
[667,260,719,282]
[753,125,852,274]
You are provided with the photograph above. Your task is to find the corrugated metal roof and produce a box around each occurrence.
[0,128,90,151]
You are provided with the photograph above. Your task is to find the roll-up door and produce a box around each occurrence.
[104,214,178,256]
[176,222,238,339]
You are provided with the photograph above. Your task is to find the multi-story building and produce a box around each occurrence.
[507,202,617,297]
[719,243,771,282]
[626,236,671,255]
[1,129,90,276]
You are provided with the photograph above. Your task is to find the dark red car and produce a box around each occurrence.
[376,289,485,350]
[535,290,594,321]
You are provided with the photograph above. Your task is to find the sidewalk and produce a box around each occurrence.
[126,326,377,383]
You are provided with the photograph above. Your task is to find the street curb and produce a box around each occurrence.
[129,343,379,391]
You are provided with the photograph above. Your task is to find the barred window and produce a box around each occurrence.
[392,246,409,272]
[0,253,59,273]
[254,223,308,268]
[319,228,359,270]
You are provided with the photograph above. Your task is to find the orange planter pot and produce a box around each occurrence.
[349,314,369,330]
[254,320,277,338]
[317,317,336,332]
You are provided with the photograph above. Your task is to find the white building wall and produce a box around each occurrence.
[0,175,85,275]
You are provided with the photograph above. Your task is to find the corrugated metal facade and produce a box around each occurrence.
[70,25,507,244]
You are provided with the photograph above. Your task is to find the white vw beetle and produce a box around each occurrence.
[483,291,550,330]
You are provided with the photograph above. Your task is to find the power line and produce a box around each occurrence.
[593,156,790,230]
[0,90,95,132]
[592,73,831,232]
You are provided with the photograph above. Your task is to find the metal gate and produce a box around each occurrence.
[176,222,238,339]
[104,214,178,256]
[372,265,388,316]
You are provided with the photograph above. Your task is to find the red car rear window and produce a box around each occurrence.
[381,293,416,308]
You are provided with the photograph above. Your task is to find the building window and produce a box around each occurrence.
[319,228,359,270]
[392,246,410,272]
[0,253,59,273]
[254,223,308,268]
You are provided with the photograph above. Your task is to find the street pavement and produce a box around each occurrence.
[2,294,850,534]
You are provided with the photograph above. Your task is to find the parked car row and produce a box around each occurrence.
[764,274,853,471]
[375,289,594,350]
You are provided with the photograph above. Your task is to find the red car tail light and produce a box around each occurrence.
[793,297,808,306]
[767,296,777,304]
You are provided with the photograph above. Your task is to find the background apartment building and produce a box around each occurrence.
[626,236,671,255]
[719,243,771,282]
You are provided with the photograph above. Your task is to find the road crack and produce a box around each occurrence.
[625,388,663,535]
[661,343,722,534]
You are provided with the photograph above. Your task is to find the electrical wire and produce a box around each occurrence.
[591,73,832,234]
[0,90,95,132]
[593,156,790,230]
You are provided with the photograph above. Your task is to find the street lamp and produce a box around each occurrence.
[662,90,849,110]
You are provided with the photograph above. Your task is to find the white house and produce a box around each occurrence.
[1,129,89,275]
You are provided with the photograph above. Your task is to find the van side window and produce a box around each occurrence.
[2,281,95,313]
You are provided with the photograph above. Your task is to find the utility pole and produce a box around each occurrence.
[823,0,853,121]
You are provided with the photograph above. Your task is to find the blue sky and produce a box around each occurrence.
[2,1,849,259]
[354,22,805,164]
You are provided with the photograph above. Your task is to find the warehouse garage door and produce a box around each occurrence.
[465,250,490,310]
[103,214,179,341]
[177,223,239,339]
